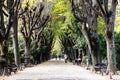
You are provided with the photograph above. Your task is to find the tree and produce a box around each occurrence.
[20,1,50,65]
[86,0,118,74]
[0,0,20,74]
[51,0,76,61]
[11,0,21,67]
[40,27,54,61]
[70,0,100,67]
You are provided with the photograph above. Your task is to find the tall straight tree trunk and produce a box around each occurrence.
[104,2,117,74]
[12,0,20,67]
[12,27,19,66]
[91,14,100,66]
[106,33,116,74]
[24,38,31,65]
[105,21,116,74]
[74,49,77,59]
[70,48,75,61]
[12,10,20,67]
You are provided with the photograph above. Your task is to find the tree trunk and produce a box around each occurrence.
[24,39,31,66]
[12,9,20,67]
[0,1,5,69]
[91,37,100,66]
[12,30,20,66]
[91,14,100,66]
[70,48,75,61]
[0,40,8,75]
[0,1,9,74]
[90,52,97,65]
[105,24,116,74]
[81,22,100,67]
[105,2,117,74]
[40,53,42,63]
[81,23,92,63]
[74,49,78,59]
[106,34,116,74]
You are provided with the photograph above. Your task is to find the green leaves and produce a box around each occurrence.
[115,9,120,33]
[22,0,39,7]
[74,35,86,49]
[97,17,105,34]
[52,0,70,15]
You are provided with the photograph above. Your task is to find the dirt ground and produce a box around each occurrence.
[1,59,120,80]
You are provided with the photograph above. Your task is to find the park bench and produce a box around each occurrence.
[94,63,107,75]
[8,64,17,75]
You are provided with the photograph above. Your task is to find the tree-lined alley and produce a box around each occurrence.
[0,0,120,79]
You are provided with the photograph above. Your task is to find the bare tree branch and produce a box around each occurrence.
[96,0,106,17]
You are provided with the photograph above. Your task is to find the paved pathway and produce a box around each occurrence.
[4,59,120,80]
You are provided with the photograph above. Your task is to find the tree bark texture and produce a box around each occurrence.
[91,14,101,65]
[12,2,20,67]
[98,0,117,74]
[24,38,31,65]
[105,16,116,74]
